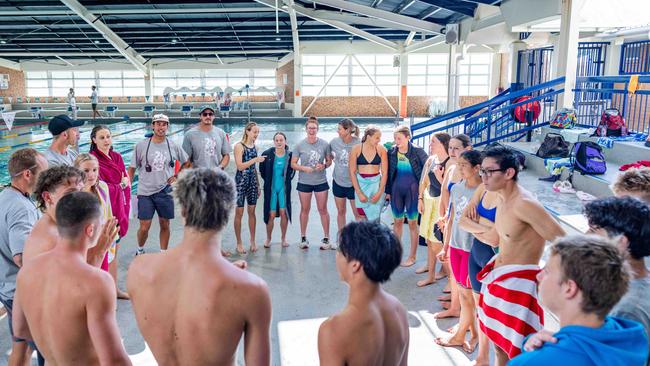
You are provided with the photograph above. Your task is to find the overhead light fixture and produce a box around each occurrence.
[275,37,281,41]
[281,4,288,9]
[0,40,6,44]
[171,39,178,43]
[348,37,354,40]
[94,40,100,44]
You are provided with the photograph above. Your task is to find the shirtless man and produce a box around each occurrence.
[23,165,116,267]
[475,146,564,366]
[12,192,131,365]
[318,221,409,366]
[127,168,271,365]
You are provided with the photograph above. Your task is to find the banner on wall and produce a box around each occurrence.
[1,111,16,130]
[0,74,8,90]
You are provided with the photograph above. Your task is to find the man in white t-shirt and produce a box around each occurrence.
[44,115,83,167]
[91,86,100,120]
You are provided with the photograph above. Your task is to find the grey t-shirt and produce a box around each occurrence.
[0,189,41,301]
[130,138,188,196]
[450,180,478,251]
[182,126,233,170]
[91,90,98,104]
[43,147,78,167]
[294,138,331,185]
[611,276,650,366]
[329,137,360,187]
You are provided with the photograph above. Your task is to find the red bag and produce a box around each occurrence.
[513,96,541,123]
[596,108,627,137]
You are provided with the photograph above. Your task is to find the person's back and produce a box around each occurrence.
[129,247,268,365]
[319,221,408,366]
[128,167,271,366]
[321,290,408,365]
[22,215,57,262]
[17,251,113,365]
[13,191,130,366]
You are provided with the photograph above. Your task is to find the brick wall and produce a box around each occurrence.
[300,95,488,117]
[276,61,294,103]
[0,66,26,99]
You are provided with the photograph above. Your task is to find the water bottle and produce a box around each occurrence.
[621,124,627,136]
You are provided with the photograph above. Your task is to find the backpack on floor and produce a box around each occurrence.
[595,108,627,137]
[536,133,570,159]
[570,141,607,175]
[549,108,577,129]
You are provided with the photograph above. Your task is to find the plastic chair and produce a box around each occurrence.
[181,105,193,118]
[105,105,119,118]
[143,105,156,118]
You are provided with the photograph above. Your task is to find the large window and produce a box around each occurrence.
[153,69,276,95]
[302,54,399,96]
[459,53,491,96]
[408,53,448,97]
[25,70,145,97]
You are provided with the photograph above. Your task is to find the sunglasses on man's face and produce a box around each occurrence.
[202,112,214,117]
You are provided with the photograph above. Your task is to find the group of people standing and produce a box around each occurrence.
[0,106,649,366]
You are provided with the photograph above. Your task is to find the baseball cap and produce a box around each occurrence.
[48,115,84,136]
[152,113,169,123]
[199,105,215,114]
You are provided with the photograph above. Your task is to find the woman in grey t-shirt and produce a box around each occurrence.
[290,117,332,249]
[330,119,361,238]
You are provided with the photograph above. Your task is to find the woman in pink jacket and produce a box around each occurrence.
[90,125,130,299]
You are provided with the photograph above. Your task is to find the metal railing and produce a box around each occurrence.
[573,75,650,134]
[410,77,565,150]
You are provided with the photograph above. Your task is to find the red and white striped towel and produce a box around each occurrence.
[477,257,544,359]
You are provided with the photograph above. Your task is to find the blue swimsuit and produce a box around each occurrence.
[468,192,497,293]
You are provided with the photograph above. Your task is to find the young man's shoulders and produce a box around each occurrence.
[509,346,568,366]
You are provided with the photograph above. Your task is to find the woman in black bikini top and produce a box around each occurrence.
[349,126,388,218]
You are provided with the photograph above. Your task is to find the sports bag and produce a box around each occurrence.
[549,108,577,129]
[570,141,606,175]
[536,133,569,158]
[595,108,627,137]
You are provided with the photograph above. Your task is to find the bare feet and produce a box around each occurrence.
[400,257,416,267]
[236,245,247,255]
[435,271,448,280]
[415,266,429,274]
[233,260,248,269]
[447,323,459,334]
[433,308,460,319]
[442,284,451,293]
[281,239,289,248]
[462,337,478,354]
[263,239,271,248]
[416,278,435,287]
[221,249,231,257]
[437,294,451,302]
[249,244,258,253]
[434,335,465,348]
[471,357,490,366]
[117,289,130,300]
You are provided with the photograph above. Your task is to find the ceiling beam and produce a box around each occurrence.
[254,0,398,50]
[418,7,443,20]
[404,35,445,53]
[0,50,291,57]
[371,0,384,8]
[416,0,476,17]
[395,0,417,14]
[308,0,443,34]
[405,31,416,46]
[0,7,276,16]
[0,57,21,70]
[59,0,148,75]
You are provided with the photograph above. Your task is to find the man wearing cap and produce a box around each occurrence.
[182,105,232,171]
[44,114,83,167]
[128,114,188,256]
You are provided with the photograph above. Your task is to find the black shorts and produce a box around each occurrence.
[91,103,98,111]
[332,180,355,200]
[296,182,329,193]
[138,185,175,220]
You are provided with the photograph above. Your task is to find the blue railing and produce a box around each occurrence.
[573,75,650,134]
[619,41,650,75]
[410,77,565,149]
